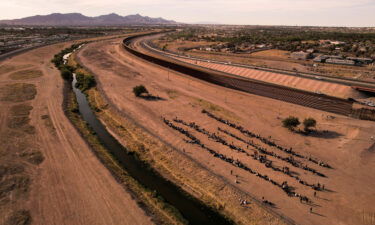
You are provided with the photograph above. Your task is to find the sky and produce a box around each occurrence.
[1,0,375,27]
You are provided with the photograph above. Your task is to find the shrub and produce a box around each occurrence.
[133,85,149,97]
[282,116,300,131]
[303,117,317,132]
[60,68,72,80]
[75,73,96,91]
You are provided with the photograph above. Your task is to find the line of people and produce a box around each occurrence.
[162,117,313,204]
[173,118,325,191]
[218,128,326,178]
[202,109,332,169]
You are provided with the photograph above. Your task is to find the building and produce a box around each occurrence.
[313,55,329,63]
[326,58,355,66]
[347,57,373,65]
[291,51,311,60]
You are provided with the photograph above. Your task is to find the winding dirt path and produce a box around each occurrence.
[0,39,153,225]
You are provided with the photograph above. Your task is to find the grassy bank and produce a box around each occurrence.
[64,85,187,225]
[59,46,188,225]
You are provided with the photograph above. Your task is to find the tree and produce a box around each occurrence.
[133,85,148,97]
[75,73,96,91]
[60,68,72,80]
[303,118,317,132]
[282,116,300,131]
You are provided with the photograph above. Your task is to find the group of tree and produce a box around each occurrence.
[51,43,82,81]
[282,116,317,133]
[51,43,97,93]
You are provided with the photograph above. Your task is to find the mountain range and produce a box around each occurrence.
[0,13,177,26]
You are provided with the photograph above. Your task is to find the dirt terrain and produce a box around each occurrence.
[77,37,375,225]
[0,38,153,225]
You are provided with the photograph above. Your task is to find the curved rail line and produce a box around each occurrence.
[122,33,375,120]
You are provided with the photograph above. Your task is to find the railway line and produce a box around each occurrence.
[123,33,375,120]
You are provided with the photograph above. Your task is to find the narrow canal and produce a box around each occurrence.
[71,74,233,225]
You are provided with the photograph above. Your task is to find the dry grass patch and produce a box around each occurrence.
[41,114,56,134]
[166,89,180,99]
[5,210,31,225]
[0,65,15,75]
[0,131,30,155]
[7,117,30,129]
[10,104,33,117]
[9,69,43,80]
[0,164,25,180]
[192,98,240,122]
[0,83,37,102]
[20,151,44,165]
[0,175,30,203]
[7,104,35,134]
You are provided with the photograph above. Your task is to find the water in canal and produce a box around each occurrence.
[71,74,233,225]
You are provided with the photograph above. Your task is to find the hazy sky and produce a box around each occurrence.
[1,0,375,26]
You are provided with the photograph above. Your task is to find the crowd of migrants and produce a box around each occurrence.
[162,117,314,204]
[201,110,332,169]
[218,128,326,178]
[173,118,325,191]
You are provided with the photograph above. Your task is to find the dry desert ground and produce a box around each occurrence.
[77,37,375,225]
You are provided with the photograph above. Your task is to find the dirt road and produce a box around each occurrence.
[0,40,153,225]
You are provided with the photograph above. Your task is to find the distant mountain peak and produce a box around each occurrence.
[0,12,177,26]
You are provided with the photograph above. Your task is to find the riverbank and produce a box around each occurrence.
[1,34,158,225]
[61,48,189,225]
[63,81,187,225]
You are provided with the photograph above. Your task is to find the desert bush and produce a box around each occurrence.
[282,116,300,131]
[303,117,317,132]
[75,73,96,91]
[133,85,149,97]
[60,67,72,80]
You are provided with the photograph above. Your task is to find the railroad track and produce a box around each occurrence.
[123,34,375,119]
